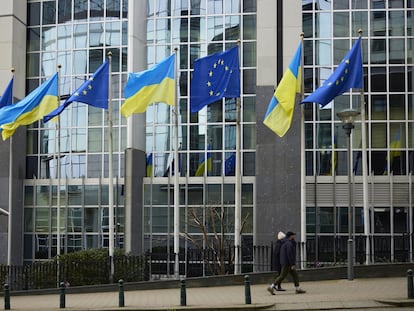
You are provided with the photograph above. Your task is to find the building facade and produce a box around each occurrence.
[0,0,413,273]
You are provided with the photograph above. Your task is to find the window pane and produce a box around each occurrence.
[371,95,387,120]
[394,207,408,233]
[90,0,104,17]
[58,0,72,23]
[389,67,405,92]
[27,28,41,52]
[243,97,255,122]
[87,154,102,177]
[352,11,368,35]
[243,124,256,149]
[43,1,56,25]
[28,2,41,26]
[88,128,103,152]
[112,0,122,18]
[333,12,349,37]
[389,95,405,120]
[374,208,390,233]
[35,208,49,232]
[74,0,88,20]
[27,53,40,77]
[242,15,255,40]
[372,123,387,148]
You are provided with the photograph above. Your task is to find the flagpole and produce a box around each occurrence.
[107,52,115,281]
[234,40,242,275]
[56,64,62,287]
[57,64,62,259]
[299,33,307,269]
[7,68,14,266]
[173,48,180,278]
[358,29,370,265]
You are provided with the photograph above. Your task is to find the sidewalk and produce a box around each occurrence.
[6,277,414,311]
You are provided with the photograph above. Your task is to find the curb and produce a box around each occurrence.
[41,303,275,311]
[375,298,414,307]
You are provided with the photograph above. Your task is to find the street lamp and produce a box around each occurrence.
[337,108,360,281]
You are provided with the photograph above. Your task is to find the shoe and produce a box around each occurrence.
[267,286,276,295]
[296,289,306,294]
[276,287,286,291]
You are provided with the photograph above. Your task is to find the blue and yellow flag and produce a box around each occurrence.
[0,73,58,140]
[0,77,13,109]
[389,130,401,164]
[44,60,109,122]
[146,153,153,177]
[263,42,302,137]
[121,54,175,117]
[195,145,212,176]
[302,37,362,107]
[190,46,240,113]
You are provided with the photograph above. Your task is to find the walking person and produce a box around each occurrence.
[267,231,286,294]
[267,231,306,294]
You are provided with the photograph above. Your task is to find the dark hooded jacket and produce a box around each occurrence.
[271,238,286,272]
[280,238,296,266]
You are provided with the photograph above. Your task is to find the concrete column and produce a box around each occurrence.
[0,0,27,265]
[124,1,147,254]
[255,0,302,247]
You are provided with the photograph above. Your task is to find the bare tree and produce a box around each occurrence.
[181,204,249,275]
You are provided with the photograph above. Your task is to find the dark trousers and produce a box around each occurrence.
[273,265,300,287]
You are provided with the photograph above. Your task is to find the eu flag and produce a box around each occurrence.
[44,59,109,122]
[225,153,236,176]
[0,77,13,109]
[302,37,362,107]
[190,46,240,113]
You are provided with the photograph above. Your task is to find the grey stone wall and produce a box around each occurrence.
[124,148,145,255]
[255,85,302,246]
[0,128,26,265]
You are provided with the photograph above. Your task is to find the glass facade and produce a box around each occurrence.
[22,0,256,267]
[143,0,256,274]
[16,0,414,267]
[303,0,414,263]
[24,0,128,262]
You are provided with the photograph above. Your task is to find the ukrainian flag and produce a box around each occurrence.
[195,145,212,176]
[146,153,153,177]
[389,130,402,166]
[0,77,14,109]
[0,73,58,140]
[121,54,175,117]
[263,42,302,137]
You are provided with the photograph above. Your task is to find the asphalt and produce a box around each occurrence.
[4,276,414,311]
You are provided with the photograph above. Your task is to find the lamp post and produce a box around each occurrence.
[337,108,360,281]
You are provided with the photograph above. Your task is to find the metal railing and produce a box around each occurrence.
[0,256,148,291]
[2,238,412,290]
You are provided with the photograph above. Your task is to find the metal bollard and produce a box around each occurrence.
[59,281,66,308]
[244,275,251,304]
[4,283,10,310]
[408,269,414,299]
[118,279,125,307]
[180,278,186,306]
